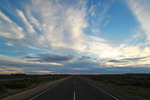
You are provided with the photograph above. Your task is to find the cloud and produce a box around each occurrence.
[109,57,146,63]
[0,54,63,66]
[72,68,90,70]
[16,9,35,34]
[0,65,55,74]
[122,57,146,61]
[26,8,41,30]
[22,0,87,51]
[0,0,114,55]
[24,53,74,62]
[0,66,25,74]
[0,10,12,23]
[107,57,148,68]
[16,52,28,55]
[0,54,150,74]
[0,0,150,74]
[0,10,24,39]
[127,0,150,41]
[84,35,113,57]
[109,60,122,63]
[77,56,91,61]
[31,70,54,74]
[0,46,17,50]
[38,54,74,62]
[88,0,113,29]
[91,28,100,34]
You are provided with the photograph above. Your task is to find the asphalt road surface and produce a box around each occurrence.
[30,76,120,100]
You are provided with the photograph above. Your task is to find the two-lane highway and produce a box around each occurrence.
[30,76,119,100]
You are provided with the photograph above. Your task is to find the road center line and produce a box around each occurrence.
[74,91,76,100]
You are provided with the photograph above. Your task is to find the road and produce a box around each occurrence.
[30,76,119,100]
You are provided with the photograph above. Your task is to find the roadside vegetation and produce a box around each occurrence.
[82,74,150,99]
[0,74,69,99]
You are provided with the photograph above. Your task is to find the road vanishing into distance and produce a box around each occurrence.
[30,76,120,100]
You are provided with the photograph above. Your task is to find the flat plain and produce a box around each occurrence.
[0,74,68,99]
[82,74,150,99]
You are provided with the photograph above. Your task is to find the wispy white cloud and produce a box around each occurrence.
[21,0,150,68]
[0,10,24,39]
[1,0,113,55]
[26,8,41,30]
[23,0,87,51]
[127,0,150,41]
[16,9,35,34]
[0,10,12,23]
[0,0,150,74]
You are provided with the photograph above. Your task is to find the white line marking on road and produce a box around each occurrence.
[87,81,119,100]
[74,91,76,100]
[30,80,65,100]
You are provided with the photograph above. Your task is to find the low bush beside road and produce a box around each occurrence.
[0,74,69,99]
[82,74,150,99]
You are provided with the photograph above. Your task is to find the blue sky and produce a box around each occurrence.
[0,0,150,74]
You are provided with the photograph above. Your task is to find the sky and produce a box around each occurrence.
[0,0,150,74]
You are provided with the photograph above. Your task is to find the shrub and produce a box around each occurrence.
[5,81,30,89]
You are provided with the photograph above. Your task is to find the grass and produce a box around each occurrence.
[0,74,69,99]
[82,74,150,99]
